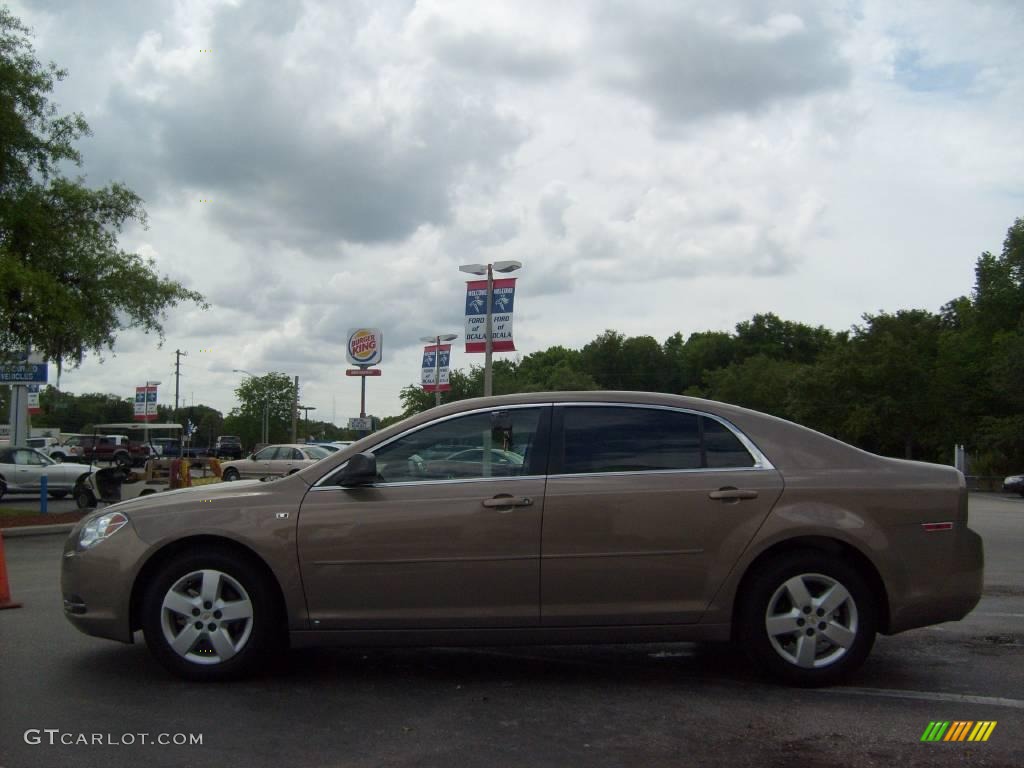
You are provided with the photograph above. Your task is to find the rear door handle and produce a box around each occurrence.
[482,495,533,509]
[708,488,759,501]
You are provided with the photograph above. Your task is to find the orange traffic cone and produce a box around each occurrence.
[0,530,22,610]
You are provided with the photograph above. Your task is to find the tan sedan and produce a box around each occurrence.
[219,443,331,481]
[60,392,983,685]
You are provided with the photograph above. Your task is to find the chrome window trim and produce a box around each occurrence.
[555,401,775,472]
[309,474,548,491]
[311,402,554,488]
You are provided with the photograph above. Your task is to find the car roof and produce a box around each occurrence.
[339,391,890,474]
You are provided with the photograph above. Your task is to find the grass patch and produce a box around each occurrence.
[0,507,46,516]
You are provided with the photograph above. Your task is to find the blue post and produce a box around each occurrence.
[40,475,48,514]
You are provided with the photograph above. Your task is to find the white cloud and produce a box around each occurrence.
[10,0,1023,422]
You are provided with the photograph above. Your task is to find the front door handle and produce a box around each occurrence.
[708,487,759,501]
[482,495,533,509]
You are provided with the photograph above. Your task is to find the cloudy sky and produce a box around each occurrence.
[11,0,1024,422]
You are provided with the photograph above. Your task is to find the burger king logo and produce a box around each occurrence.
[346,328,383,366]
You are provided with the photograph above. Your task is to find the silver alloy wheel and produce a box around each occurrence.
[160,569,254,666]
[765,572,859,669]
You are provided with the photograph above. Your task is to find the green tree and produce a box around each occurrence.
[705,355,808,419]
[0,9,206,378]
[223,373,297,448]
[33,386,133,431]
[734,312,835,364]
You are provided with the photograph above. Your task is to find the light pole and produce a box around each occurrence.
[419,333,458,407]
[299,405,316,441]
[458,260,521,397]
[144,380,162,449]
[232,369,268,445]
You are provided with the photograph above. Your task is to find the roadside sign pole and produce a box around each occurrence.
[484,264,494,397]
[433,337,442,407]
[360,370,366,420]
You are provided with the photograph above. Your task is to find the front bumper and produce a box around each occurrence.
[60,520,148,644]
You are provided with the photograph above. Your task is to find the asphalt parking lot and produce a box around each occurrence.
[0,494,1021,768]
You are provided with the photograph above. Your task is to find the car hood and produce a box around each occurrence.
[94,473,309,520]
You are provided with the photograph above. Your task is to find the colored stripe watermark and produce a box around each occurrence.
[921,721,997,742]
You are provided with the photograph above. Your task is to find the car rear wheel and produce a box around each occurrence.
[141,549,282,681]
[114,452,131,469]
[738,551,876,687]
[223,468,240,481]
[48,491,68,500]
[0,479,6,501]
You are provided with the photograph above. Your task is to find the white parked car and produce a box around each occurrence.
[220,443,332,481]
[0,446,97,500]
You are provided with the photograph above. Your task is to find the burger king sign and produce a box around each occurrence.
[346,328,383,367]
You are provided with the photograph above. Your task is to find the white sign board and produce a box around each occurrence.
[346,328,383,366]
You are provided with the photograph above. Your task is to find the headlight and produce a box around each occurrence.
[77,512,130,551]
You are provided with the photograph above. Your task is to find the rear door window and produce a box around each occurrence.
[556,406,756,474]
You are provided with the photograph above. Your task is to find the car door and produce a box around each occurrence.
[11,448,48,491]
[243,446,276,478]
[541,404,783,626]
[275,447,303,475]
[297,405,551,629]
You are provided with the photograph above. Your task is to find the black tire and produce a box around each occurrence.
[737,550,876,687]
[223,468,240,482]
[0,479,6,502]
[141,548,283,681]
[74,484,97,509]
[114,452,131,469]
[49,491,69,500]
[50,452,67,463]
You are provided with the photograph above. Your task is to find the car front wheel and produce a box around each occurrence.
[222,468,240,481]
[738,551,876,687]
[141,549,282,681]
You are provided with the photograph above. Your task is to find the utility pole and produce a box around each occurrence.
[291,375,299,443]
[174,349,187,418]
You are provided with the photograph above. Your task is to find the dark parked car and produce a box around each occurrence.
[62,392,983,685]
[1003,473,1024,496]
[214,435,243,460]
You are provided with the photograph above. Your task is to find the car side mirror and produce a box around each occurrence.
[339,452,377,487]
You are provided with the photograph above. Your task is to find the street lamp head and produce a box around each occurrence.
[146,380,162,386]
[437,333,459,342]
[458,263,487,276]
[419,333,459,343]
[492,260,522,273]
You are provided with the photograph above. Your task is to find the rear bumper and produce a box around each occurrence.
[887,526,984,634]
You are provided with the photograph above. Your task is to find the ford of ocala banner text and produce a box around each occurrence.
[421,344,452,392]
[465,278,516,353]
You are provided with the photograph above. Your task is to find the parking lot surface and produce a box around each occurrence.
[0,494,1021,767]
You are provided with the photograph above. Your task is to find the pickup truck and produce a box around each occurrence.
[72,435,151,467]
[152,438,209,460]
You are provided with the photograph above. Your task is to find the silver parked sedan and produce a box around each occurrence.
[220,443,331,481]
[0,446,96,500]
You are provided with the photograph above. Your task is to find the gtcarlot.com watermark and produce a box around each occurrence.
[24,729,203,746]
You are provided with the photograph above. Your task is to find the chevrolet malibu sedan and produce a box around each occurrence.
[0,446,96,500]
[61,392,984,685]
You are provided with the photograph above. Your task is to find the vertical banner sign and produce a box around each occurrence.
[134,385,158,422]
[465,278,516,353]
[27,384,41,415]
[421,344,452,392]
